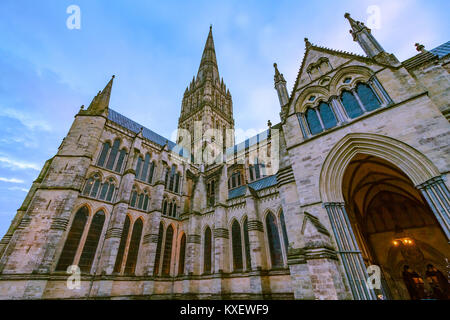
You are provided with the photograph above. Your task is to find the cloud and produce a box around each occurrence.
[0,156,40,171]
[7,186,29,193]
[0,108,52,132]
[0,177,24,183]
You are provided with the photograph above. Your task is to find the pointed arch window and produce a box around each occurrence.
[130,187,138,208]
[164,167,169,189]
[174,172,180,193]
[305,108,323,135]
[83,177,95,196]
[280,211,289,257]
[168,202,173,217]
[318,102,337,130]
[356,83,381,112]
[84,175,115,203]
[168,165,176,191]
[135,156,143,179]
[162,225,174,276]
[140,153,151,181]
[99,181,109,200]
[148,161,156,184]
[231,220,243,271]
[243,217,252,271]
[178,233,186,276]
[162,199,168,215]
[204,227,212,274]
[115,149,127,173]
[143,192,149,211]
[97,142,110,167]
[229,171,242,189]
[56,206,89,271]
[113,215,131,273]
[266,212,283,268]
[124,218,143,275]
[78,210,105,273]
[106,183,115,202]
[154,222,164,275]
[106,139,120,170]
[341,91,363,119]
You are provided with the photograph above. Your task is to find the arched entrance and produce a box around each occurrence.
[342,154,450,299]
[320,133,450,300]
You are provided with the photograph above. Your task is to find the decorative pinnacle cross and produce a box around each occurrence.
[304,38,311,47]
[415,43,426,53]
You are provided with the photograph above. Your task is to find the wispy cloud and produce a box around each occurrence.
[7,186,29,193]
[0,156,40,171]
[0,108,52,132]
[0,177,24,183]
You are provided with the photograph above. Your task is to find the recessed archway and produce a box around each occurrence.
[342,154,450,300]
[320,133,450,300]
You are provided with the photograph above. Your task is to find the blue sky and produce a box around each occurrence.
[0,0,448,237]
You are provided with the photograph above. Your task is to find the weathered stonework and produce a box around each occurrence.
[0,14,448,300]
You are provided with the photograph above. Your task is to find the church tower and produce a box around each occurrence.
[177,26,235,163]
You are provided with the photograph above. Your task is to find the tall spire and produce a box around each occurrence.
[344,12,384,58]
[197,26,219,82]
[273,63,289,107]
[87,75,115,115]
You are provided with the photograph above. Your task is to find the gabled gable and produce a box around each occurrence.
[286,42,392,117]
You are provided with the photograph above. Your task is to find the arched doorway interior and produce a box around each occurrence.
[342,154,450,300]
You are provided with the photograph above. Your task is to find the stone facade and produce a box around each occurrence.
[0,13,449,300]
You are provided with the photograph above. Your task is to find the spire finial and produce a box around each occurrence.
[273,63,280,75]
[197,24,219,81]
[304,37,311,48]
[415,43,426,53]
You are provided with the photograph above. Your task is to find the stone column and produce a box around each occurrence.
[277,165,315,300]
[139,180,164,296]
[140,183,164,276]
[330,97,348,123]
[183,213,201,296]
[244,190,267,298]
[324,202,377,300]
[212,204,229,297]
[417,176,450,240]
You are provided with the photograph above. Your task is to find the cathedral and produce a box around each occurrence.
[0,13,449,300]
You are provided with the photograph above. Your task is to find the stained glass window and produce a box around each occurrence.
[243,217,252,270]
[357,83,381,112]
[266,212,283,268]
[280,211,289,256]
[106,139,120,170]
[78,210,105,273]
[341,91,363,119]
[161,225,174,276]
[178,233,186,276]
[115,149,126,173]
[97,142,110,167]
[204,227,212,274]
[232,221,243,271]
[140,154,150,181]
[56,207,89,271]
[306,108,323,135]
[318,102,337,130]
[124,218,143,275]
